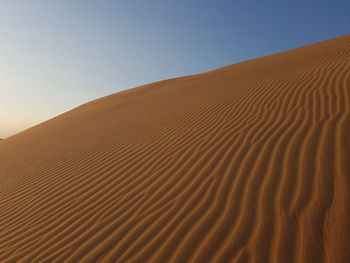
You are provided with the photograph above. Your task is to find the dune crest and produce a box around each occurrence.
[1,35,350,263]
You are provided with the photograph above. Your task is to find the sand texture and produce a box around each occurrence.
[1,35,350,263]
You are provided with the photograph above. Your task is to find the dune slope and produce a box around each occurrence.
[1,35,350,263]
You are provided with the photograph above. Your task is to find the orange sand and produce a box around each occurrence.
[1,35,350,262]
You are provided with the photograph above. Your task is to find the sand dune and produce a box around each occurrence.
[1,35,350,263]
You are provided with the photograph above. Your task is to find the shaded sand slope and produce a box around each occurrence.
[1,35,350,263]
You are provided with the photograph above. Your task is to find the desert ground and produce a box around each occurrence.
[0,34,349,262]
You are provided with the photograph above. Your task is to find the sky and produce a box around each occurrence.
[0,0,349,138]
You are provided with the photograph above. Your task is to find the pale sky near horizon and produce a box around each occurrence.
[1,0,349,138]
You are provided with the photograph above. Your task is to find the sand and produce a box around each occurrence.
[0,35,349,263]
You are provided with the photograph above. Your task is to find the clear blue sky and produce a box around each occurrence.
[1,0,349,138]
